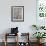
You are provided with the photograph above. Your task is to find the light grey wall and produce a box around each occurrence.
[0,0,36,33]
[0,0,36,42]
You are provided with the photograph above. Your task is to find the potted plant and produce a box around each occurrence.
[32,25,39,30]
[40,26,45,29]
[33,32,46,43]
[32,24,45,30]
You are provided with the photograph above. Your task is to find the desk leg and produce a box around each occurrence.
[5,41,7,46]
[15,34,18,46]
[16,34,18,46]
[4,34,7,46]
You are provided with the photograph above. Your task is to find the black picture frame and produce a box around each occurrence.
[11,6,24,22]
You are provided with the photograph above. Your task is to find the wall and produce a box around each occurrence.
[0,0,36,42]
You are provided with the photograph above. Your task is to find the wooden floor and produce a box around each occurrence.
[0,42,46,46]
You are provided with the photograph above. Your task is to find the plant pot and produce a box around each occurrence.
[40,38,45,43]
[37,39,40,43]
[37,39,45,44]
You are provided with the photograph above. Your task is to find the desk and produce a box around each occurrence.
[4,33,30,46]
[4,33,18,46]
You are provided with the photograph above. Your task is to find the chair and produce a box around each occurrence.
[4,27,19,46]
[18,33,30,46]
[4,33,18,46]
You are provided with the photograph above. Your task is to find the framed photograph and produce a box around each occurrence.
[11,6,24,22]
